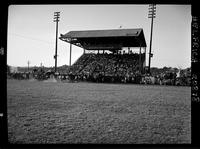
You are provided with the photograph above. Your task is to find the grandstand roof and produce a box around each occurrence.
[60,28,147,50]
[61,28,142,38]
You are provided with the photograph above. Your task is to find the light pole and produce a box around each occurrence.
[148,4,156,74]
[53,12,60,73]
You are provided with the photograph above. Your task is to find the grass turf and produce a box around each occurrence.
[7,79,191,144]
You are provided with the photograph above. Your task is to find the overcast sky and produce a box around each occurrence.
[7,4,191,68]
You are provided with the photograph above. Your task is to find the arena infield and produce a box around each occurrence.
[7,79,191,144]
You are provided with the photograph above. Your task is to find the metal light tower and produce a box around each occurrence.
[148,4,156,74]
[53,12,60,73]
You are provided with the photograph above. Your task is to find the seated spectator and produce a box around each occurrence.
[68,52,142,83]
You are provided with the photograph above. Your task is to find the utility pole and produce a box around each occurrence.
[27,60,30,73]
[148,4,156,74]
[53,12,60,73]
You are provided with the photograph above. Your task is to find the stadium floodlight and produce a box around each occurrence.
[148,4,156,74]
[53,12,60,73]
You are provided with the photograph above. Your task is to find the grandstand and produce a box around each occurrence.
[59,28,147,82]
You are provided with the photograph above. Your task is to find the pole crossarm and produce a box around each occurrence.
[148,4,156,18]
[53,12,60,22]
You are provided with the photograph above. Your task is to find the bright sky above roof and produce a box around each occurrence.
[7,4,191,68]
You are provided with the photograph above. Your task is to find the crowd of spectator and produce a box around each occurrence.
[67,53,145,83]
[7,52,191,86]
[63,53,190,86]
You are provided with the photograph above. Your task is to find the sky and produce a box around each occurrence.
[7,4,191,69]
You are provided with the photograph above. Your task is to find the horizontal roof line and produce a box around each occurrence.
[61,28,144,38]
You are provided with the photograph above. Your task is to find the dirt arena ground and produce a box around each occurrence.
[7,79,191,144]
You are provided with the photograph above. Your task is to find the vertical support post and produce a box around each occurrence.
[69,42,72,66]
[139,46,142,74]
[128,47,130,54]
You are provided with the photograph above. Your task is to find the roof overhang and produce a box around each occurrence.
[59,28,147,50]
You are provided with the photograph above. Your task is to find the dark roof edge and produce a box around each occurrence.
[67,28,143,33]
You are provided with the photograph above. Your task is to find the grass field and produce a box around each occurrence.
[7,79,191,144]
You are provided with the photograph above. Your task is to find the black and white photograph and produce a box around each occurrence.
[6,4,191,144]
